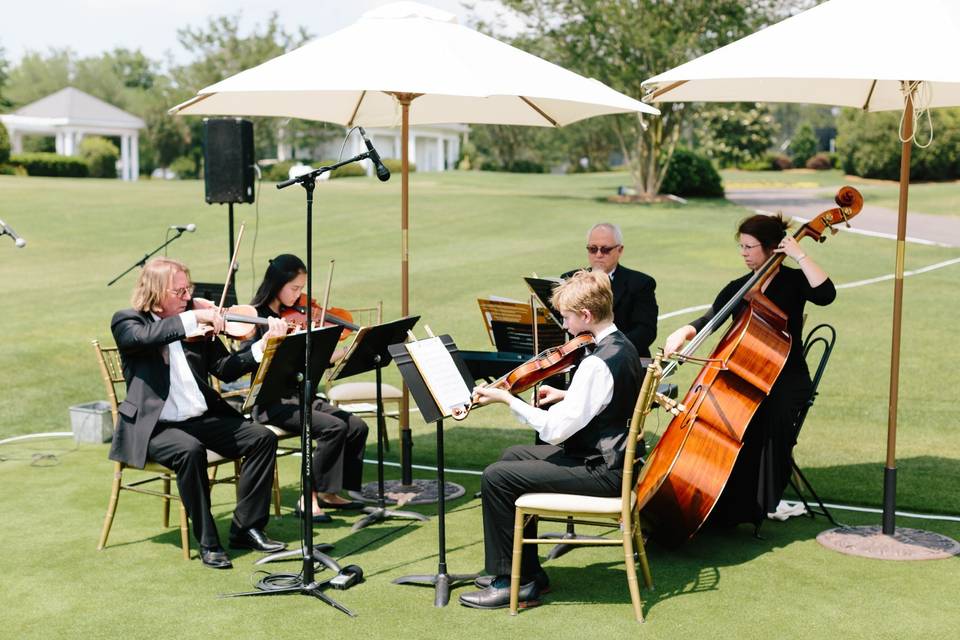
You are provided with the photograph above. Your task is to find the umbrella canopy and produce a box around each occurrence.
[643,0,960,110]
[171,1,657,125]
[170,1,657,485]
[641,0,960,539]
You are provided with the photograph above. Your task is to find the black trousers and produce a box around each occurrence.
[481,444,621,578]
[147,414,278,548]
[254,397,368,494]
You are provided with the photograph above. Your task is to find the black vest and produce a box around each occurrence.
[562,330,642,469]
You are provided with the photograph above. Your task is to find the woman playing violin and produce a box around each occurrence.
[459,270,643,611]
[242,254,369,521]
[662,214,836,528]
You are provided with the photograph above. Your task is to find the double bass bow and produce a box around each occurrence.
[634,186,862,545]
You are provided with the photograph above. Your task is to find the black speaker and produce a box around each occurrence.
[203,118,255,204]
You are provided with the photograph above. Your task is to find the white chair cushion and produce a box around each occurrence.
[515,492,634,514]
[263,424,298,438]
[205,449,226,464]
[328,381,402,402]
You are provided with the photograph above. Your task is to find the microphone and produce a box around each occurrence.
[170,224,197,233]
[357,127,391,182]
[0,218,26,248]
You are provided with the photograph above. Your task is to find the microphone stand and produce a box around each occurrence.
[106,229,191,287]
[222,155,376,614]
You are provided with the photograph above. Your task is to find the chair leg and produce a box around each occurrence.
[162,474,171,528]
[634,514,654,589]
[97,462,124,551]
[509,509,525,616]
[272,461,282,517]
[622,520,646,623]
[178,502,190,560]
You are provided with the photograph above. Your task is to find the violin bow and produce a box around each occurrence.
[217,222,246,312]
[318,259,335,330]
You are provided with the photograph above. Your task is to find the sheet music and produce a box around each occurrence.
[405,337,472,416]
[326,325,370,382]
[242,335,284,413]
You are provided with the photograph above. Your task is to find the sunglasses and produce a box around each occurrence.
[586,244,621,255]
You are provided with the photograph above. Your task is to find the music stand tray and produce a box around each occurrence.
[388,335,479,607]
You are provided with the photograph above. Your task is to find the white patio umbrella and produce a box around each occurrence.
[170,1,658,481]
[642,0,960,548]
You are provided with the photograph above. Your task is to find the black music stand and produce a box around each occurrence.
[245,326,343,569]
[192,281,238,307]
[524,276,564,328]
[388,335,479,607]
[327,315,429,531]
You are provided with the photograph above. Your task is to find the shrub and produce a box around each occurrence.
[0,164,28,176]
[0,121,10,165]
[10,153,89,177]
[660,148,724,198]
[169,156,199,179]
[382,158,415,174]
[790,123,819,168]
[79,136,119,178]
[504,159,545,173]
[768,152,793,171]
[261,160,298,182]
[805,152,833,170]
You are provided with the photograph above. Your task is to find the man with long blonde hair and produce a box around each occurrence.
[110,257,288,569]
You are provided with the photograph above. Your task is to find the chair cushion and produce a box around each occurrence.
[328,382,402,402]
[263,424,299,438]
[515,492,634,514]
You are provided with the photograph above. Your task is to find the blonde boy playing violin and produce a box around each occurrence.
[459,270,643,610]
[109,257,288,570]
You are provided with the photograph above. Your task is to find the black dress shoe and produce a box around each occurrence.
[459,577,541,610]
[293,505,333,523]
[228,528,287,553]
[316,498,365,510]
[199,545,233,569]
[474,569,551,593]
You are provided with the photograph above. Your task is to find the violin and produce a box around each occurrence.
[279,294,359,340]
[451,333,595,420]
[184,304,292,342]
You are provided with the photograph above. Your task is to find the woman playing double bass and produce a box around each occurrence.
[662,214,836,528]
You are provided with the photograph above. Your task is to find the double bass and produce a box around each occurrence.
[635,186,862,545]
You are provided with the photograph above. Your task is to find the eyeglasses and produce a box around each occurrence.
[737,242,763,251]
[168,285,195,298]
[586,244,621,255]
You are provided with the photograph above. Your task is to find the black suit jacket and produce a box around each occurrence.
[108,307,259,469]
[562,265,658,357]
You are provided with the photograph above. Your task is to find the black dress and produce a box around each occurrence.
[242,305,368,495]
[689,266,836,527]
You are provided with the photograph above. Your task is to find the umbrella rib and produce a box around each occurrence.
[648,80,688,102]
[169,93,213,115]
[347,91,367,128]
[520,97,560,127]
[862,80,878,111]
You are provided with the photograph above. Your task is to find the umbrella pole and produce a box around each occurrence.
[400,95,414,486]
[882,92,913,535]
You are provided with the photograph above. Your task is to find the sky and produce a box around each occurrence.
[2,0,515,66]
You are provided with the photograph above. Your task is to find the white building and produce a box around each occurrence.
[278,123,466,174]
[0,87,145,181]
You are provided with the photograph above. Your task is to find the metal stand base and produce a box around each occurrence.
[352,505,429,531]
[220,580,356,617]
[392,571,479,607]
[255,544,340,573]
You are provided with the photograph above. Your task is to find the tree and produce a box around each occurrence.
[789,122,818,168]
[495,0,776,198]
[4,49,72,107]
[171,13,314,162]
[0,42,11,110]
[700,103,779,168]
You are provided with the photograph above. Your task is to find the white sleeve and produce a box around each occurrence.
[507,355,614,445]
[179,311,198,335]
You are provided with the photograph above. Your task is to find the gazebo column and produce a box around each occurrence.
[131,134,139,181]
[12,131,23,154]
[120,134,130,181]
[435,136,444,172]
[55,131,64,155]
[407,135,417,171]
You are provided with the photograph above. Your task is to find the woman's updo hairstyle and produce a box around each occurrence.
[736,213,791,251]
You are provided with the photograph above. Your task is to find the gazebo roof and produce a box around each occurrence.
[13,87,144,129]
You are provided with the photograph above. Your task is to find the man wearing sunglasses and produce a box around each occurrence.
[563,223,658,357]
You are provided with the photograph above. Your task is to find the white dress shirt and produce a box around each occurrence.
[156,311,208,422]
[507,324,618,445]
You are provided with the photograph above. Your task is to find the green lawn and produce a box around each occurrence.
[1,171,959,639]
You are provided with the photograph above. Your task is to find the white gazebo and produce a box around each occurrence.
[0,87,145,180]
